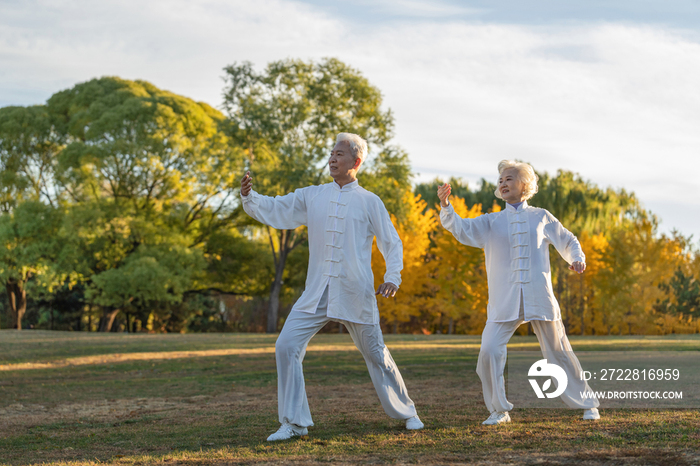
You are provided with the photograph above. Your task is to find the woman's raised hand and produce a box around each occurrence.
[241,171,253,196]
[437,183,452,208]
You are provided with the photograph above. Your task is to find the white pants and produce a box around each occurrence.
[275,288,417,427]
[476,303,599,413]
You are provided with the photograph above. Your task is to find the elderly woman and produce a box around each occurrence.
[438,160,599,425]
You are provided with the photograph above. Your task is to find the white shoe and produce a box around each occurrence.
[405,415,424,430]
[266,422,308,441]
[583,408,600,420]
[482,411,511,425]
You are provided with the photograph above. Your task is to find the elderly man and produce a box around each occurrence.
[240,132,423,441]
[438,160,600,425]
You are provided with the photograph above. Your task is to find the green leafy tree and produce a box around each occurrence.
[0,201,62,329]
[0,105,66,329]
[655,268,700,319]
[203,228,274,296]
[46,77,243,331]
[86,244,206,332]
[415,177,497,215]
[0,105,65,211]
[222,58,402,332]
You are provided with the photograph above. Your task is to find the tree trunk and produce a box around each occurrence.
[266,229,293,334]
[448,317,454,335]
[6,280,27,330]
[98,307,120,332]
[267,265,284,333]
[557,266,569,329]
[580,275,586,336]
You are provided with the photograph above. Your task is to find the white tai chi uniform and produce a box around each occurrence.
[440,200,599,413]
[242,180,417,427]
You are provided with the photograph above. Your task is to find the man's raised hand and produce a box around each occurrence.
[241,171,253,196]
[437,183,452,208]
[376,282,398,298]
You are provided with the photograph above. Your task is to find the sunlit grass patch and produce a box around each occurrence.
[0,331,698,465]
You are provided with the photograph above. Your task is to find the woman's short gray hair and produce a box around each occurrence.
[336,132,368,164]
[494,160,539,201]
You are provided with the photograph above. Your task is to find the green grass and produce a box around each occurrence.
[1,331,699,465]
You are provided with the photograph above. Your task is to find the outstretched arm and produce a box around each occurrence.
[545,213,586,274]
[370,199,403,298]
[240,171,308,229]
[438,183,490,249]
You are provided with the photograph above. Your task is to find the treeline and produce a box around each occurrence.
[0,59,411,333]
[382,177,700,335]
[1,59,698,334]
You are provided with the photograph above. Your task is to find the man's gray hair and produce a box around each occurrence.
[336,133,368,164]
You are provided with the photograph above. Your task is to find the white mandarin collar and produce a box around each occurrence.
[506,200,529,212]
[332,179,360,191]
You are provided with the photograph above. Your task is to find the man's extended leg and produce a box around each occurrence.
[344,322,418,421]
[275,294,330,429]
[530,319,599,411]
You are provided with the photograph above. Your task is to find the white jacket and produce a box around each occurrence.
[440,200,585,322]
[241,180,402,325]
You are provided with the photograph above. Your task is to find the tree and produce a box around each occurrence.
[222,58,397,332]
[589,217,684,335]
[418,169,648,329]
[0,201,62,329]
[0,105,66,329]
[652,234,700,331]
[86,244,206,332]
[415,177,497,216]
[360,146,413,222]
[203,227,274,297]
[427,197,494,334]
[563,231,608,335]
[655,267,700,319]
[372,192,436,332]
[0,105,65,212]
[46,77,242,331]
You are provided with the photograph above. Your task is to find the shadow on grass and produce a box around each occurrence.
[0,332,699,465]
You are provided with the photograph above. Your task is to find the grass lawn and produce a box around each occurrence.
[0,331,699,465]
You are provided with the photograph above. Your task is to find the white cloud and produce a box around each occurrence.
[356,0,486,18]
[0,0,341,105]
[0,0,698,237]
[341,22,700,237]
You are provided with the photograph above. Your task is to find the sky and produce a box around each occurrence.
[1,0,698,238]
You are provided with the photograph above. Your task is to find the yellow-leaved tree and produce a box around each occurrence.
[563,231,608,335]
[425,197,495,334]
[590,219,693,335]
[372,192,436,333]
